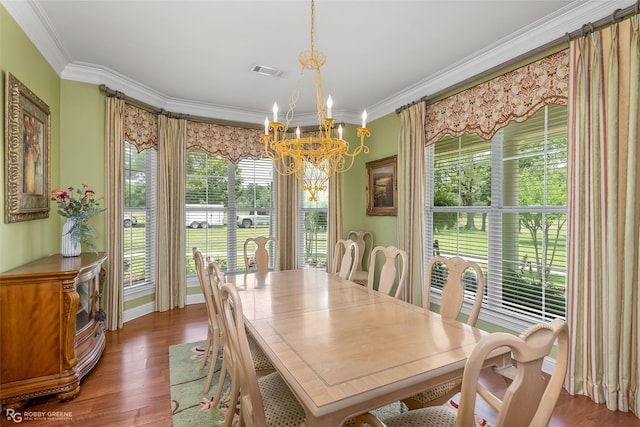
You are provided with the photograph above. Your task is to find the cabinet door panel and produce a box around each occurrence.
[0,281,61,382]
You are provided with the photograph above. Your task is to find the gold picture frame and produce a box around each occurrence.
[4,72,51,223]
[366,155,397,216]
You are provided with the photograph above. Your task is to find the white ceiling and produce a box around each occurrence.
[2,0,634,127]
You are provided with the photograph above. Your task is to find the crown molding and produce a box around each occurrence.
[3,0,635,123]
[2,0,70,74]
[65,63,364,127]
[367,0,635,120]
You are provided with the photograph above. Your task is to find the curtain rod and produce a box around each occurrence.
[98,84,340,132]
[395,98,428,114]
[396,1,640,114]
[98,84,262,129]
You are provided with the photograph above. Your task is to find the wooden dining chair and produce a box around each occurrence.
[219,282,307,427]
[353,318,569,427]
[403,256,485,409]
[192,248,221,392]
[348,230,374,285]
[243,236,279,273]
[366,246,407,299]
[206,261,274,423]
[332,239,359,281]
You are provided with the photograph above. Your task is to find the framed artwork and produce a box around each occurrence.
[366,155,397,216]
[4,72,51,223]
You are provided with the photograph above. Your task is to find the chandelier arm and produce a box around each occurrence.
[336,152,357,173]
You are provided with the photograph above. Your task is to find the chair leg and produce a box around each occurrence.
[214,359,229,412]
[204,332,222,393]
[201,327,213,369]
[223,372,240,427]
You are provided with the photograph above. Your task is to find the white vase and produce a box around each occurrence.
[61,218,81,257]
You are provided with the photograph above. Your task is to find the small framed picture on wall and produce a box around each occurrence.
[366,155,397,216]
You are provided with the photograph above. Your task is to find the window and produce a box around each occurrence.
[298,185,328,269]
[123,142,156,290]
[185,153,275,275]
[427,105,567,326]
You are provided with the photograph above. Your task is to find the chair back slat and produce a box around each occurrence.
[426,255,485,326]
[192,248,219,345]
[456,318,569,427]
[332,239,359,280]
[219,282,268,427]
[244,236,279,273]
[366,246,408,299]
[348,230,374,272]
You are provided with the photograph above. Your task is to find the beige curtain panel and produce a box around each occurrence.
[566,14,640,416]
[155,116,187,312]
[327,174,342,274]
[275,164,299,271]
[398,102,426,305]
[105,97,126,330]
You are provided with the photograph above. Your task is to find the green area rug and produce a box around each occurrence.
[170,340,228,426]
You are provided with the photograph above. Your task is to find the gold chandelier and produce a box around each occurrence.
[261,0,370,201]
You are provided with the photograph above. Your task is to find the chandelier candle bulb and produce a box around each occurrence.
[327,96,333,118]
[362,110,367,129]
[296,127,301,139]
[338,124,343,139]
[273,102,278,122]
[264,117,269,135]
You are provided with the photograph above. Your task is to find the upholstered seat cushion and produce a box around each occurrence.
[248,334,274,371]
[259,372,307,426]
[383,403,457,426]
[408,378,462,404]
[382,401,491,427]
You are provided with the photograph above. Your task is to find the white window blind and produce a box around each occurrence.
[185,153,275,274]
[427,105,567,324]
[123,142,157,290]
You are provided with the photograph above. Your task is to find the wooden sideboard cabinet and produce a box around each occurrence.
[0,253,107,409]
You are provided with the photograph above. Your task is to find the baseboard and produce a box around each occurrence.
[123,301,155,323]
[123,295,205,324]
[186,293,205,305]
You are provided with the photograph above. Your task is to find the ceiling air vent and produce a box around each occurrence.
[251,65,286,78]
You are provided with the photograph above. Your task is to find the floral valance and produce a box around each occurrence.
[185,121,264,164]
[123,104,265,162]
[124,104,158,152]
[426,49,569,145]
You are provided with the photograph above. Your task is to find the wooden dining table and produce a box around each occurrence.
[226,269,509,427]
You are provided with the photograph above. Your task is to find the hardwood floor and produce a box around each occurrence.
[7,303,640,427]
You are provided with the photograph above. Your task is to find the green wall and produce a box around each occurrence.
[59,79,107,251]
[0,5,60,271]
[0,5,106,272]
[340,112,400,248]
